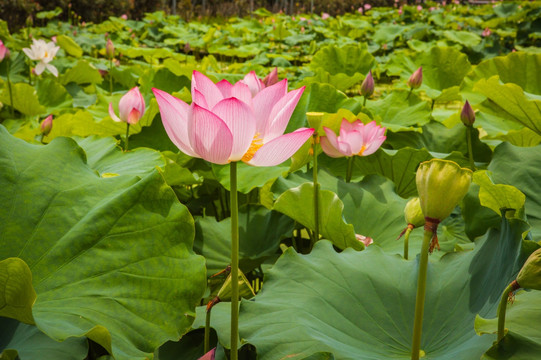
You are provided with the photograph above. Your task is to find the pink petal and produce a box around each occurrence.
[119,87,145,121]
[321,127,346,157]
[242,71,265,97]
[230,81,253,108]
[211,98,256,161]
[108,103,122,123]
[216,79,233,98]
[189,104,233,164]
[193,89,209,109]
[152,88,198,157]
[320,136,346,158]
[340,128,363,155]
[262,86,305,143]
[362,134,386,156]
[252,79,288,134]
[246,128,314,166]
[191,71,223,109]
[127,108,141,125]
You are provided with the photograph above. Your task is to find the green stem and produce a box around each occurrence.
[404,227,412,260]
[363,96,367,107]
[124,123,130,151]
[431,99,435,110]
[346,156,355,183]
[204,307,211,353]
[406,87,413,100]
[230,161,239,360]
[497,282,516,342]
[7,59,14,117]
[109,58,113,95]
[466,126,476,171]
[312,135,319,246]
[411,227,433,360]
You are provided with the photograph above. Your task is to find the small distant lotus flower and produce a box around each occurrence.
[398,8,403,15]
[408,67,423,89]
[106,39,114,58]
[262,68,278,87]
[301,26,305,33]
[41,115,53,136]
[321,12,330,20]
[482,27,491,37]
[320,118,386,158]
[356,234,373,247]
[0,40,8,61]
[109,87,146,124]
[358,7,363,13]
[417,5,423,11]
[364,4,372,10]
[300,17,306,21]
[360,70,375,97]
[22,39,60,77]
[460,100,475,126]
[51,36,57,43]
[120,14,128,20]
[153,71,314,166]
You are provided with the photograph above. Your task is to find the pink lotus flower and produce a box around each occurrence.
[0,40,8,61]
[41,115,53,136]
[482,27,491,37]
[321,118,386,158]
[321,12,330,20]
[417,5,423,11]
[408,67,423,89]
[358,7,364,13]
[120,14,128,20]
[109,87,145,124]
[360,70,374,97]
[364,4,372,10]
[153,71,314,166]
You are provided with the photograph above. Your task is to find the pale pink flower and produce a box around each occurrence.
[120,14,128,20]
[320,118,386,158]
[0,40,7,61]
[300,17,306,21]
[398,8,403,15]
[482,27,491,37]
[417,5,423,11]
[321,12,330,20]
[358,7,364,14]
[51,36,57,43]
[153,71,314,166]
[364,3,372,10]
[109,87,146,125]
[22,39,60,77]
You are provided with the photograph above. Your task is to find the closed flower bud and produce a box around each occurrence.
[0,40,8,62]
[263,67,279,87]
[416,159,472,222]
[404,197,425,228]
[106,39,114,59]
[360,70,375,97]
[408,67,423,89]
[40,115,53,136]
[460,100,475,126]
[517,248,541,290]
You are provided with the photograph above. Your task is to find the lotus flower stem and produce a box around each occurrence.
[204,306,212,353]
[346,156,355,183]
[109,58,113,95]
[466,126,476,171]
[124,123,130,151]
[411,225,433,360]
[404,227,412,260]
[363,96,367,107]
[230,161,239,360]
[312,133,320,245]
[406,88,413,100]
[6,59,14,116]
[497,280,519,342]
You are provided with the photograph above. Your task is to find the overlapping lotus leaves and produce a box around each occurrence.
[239,217,528,360]
[0,126,206,360]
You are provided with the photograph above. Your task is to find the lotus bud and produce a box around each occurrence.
[263,67,279,87]
[408,67,423,89]
[306,112,324,132]
[460,100,475,127]
[40,115,53,136]
[404,197,425,228]
[416,159,472,222]
[198,348,216,360]
[360,70,375,97]
[516,248,541,290]
[108,87,145,125]
[106,39,114,59]
[0,40,8,62]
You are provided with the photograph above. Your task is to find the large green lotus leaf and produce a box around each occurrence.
[0,126,207,360]
[0,258,36,325]
[318,147,432,198]
[212,161,290,194]
[64,82,97,108]
[273,183,362,251]
[462,183,502,241]
[475,290,541,359]
[56,35,83,58]
[474,76,541,137]
[442,30,482,48]
[461,52,541,103]
[492,128,541,148]
[60,60,103,85]
[474,171,526,219]
[35,78,73,113]
[0,317,88,360]
[194,206,294,276]
[0,82,45,116]
[306,69,364,92]
[364,91,432,132]
[487,142,541,241]
[45,110,126,140]
[239,217,528,360]
[271,171,467,256]
[286,82,362,134]
[73,136,165,177]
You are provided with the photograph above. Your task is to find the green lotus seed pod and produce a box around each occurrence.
[404,197,425,227]
[416,159,472,221]
[517,248,541,290]
[306,112,324,132]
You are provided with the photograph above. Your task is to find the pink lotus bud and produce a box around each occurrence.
[198,348,215,360]
[51,36,57,43]
[417,5,423,11]
[364,3,372,10]
[121,14,128,20]
[106,39,114,58]
[41,115,53,136]
[460,100,475,126]
[360,70,374,97]
[0,40,8,61]
[358,7,363,13]
[109,87,145,125]
[408,67,423,89]
[321,12,330,20]
[398,8,403,14]
[263,67,279,87]
[482,27,491,37]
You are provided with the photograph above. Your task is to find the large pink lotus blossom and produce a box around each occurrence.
[109,86,145,124]
[320,118,386,158]
[153,70,314,166]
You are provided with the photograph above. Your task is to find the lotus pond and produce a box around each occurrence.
[1,1,541,360]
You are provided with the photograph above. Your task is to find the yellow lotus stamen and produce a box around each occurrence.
[357,144,367,156]
[242,133,264,162]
